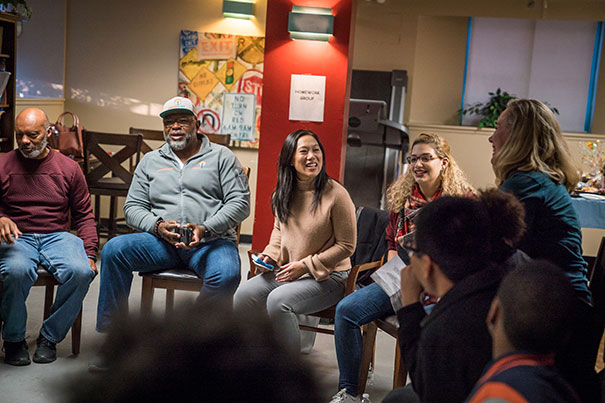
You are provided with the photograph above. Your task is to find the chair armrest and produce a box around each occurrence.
[247,249,263,278]
[345,260,382,296]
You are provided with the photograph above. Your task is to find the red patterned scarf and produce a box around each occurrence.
[396,185,443,239]
[397,185,443,305]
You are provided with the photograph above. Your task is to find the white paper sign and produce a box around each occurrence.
[289,74,326,122]
[221,93,256,141]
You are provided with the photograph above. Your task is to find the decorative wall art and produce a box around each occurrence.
[178,30,264,148]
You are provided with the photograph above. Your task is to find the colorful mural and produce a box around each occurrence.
[178,31,264,148]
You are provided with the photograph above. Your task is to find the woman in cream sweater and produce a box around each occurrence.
[234,129,357,353]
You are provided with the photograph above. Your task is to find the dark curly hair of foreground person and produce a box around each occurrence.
[63,301,321,403]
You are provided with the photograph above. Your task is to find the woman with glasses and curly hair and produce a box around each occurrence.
[330,133,475,403]
[234,129,356,354]
[489,99,597,403]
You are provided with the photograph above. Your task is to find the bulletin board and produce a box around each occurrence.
[178,30,264,148]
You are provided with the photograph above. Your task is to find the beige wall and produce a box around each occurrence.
[16,98,65,122]
[409,123,605,255]
[64,0,267,235]
[408,16,468,125]
[352,0,605,126]
[55,0,604,240]
[354,2,605,257]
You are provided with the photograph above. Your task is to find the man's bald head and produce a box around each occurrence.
[16,107,50,130]
[15,107,52,159]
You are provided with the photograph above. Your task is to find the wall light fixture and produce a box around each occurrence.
[288,6,334,41]
[223,0,255,19]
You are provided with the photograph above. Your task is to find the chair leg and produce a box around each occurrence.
[165,289,175,316]
[393,339,407,388]
[359,322,378,395]
[94,195,101,236]
[71,308,82,355]
[141,277,154,316]
[108,196,117,239]
[43,285,54,320]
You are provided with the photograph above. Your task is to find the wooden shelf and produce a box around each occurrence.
[0,14,16,152]
[0,12,21,23]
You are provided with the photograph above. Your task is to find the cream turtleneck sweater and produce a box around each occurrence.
[262,178,357,281]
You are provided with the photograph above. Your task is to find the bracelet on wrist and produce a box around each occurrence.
[154,218,165,237]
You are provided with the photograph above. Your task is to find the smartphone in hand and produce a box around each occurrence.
[251,254,275,270]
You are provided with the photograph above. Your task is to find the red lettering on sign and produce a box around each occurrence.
[237,70,263,105]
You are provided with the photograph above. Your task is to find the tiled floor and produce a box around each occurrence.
[0,243,398,403]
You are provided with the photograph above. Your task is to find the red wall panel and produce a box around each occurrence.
[252,0,355,249]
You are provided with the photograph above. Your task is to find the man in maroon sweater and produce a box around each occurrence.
[0,108,98,366]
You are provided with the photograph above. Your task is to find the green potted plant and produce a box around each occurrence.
[458,88,559,128]
[0,0,31,20]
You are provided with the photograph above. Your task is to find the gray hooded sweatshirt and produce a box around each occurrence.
[124,136,250,241]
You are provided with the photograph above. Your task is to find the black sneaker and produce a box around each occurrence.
[3,340,31,366]
[33,334,56,364]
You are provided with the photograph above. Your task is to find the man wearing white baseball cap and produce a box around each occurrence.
[94,96,250,343]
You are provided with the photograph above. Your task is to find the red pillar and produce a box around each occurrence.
[252,0,355,250]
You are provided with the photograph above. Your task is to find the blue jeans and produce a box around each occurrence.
[0,232,95,344]
[96,233,240,332]
[334,282,394,397]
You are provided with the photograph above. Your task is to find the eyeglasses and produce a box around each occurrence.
[407,154,439,165]
[163,118,196,127]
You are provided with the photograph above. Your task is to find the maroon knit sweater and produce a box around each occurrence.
[0,149,98,258]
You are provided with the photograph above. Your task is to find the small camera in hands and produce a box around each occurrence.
[173,226,193,245]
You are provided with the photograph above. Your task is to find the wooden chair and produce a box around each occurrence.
[298,260,385,392]
[355,237,605,393]
[246,250,382,390]
[140,166,250,316]
[244,205,389,391]
[247,249,382,334]
[83,131,143,239]
[128,127,231,151]
[0,266,82,355]
[359,316,407,393]
[128,127,165,154]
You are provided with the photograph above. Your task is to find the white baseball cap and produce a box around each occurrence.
[160,96,196,118]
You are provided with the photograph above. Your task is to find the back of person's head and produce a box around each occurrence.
[493,98,579,191]
[64,302,320,403]
[479,188,526,264]
[272,128,329,223]
[498,260,575,354]
[386,133,475,212]
[415,189,526,282]
[415,196,492,282]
